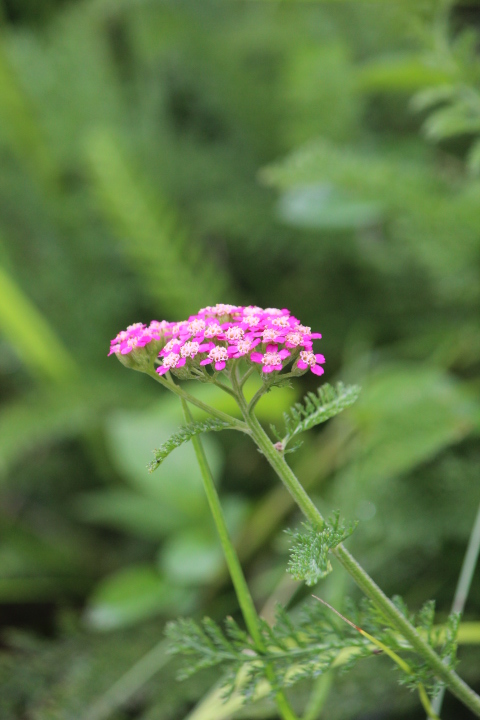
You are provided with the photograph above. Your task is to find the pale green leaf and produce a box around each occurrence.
[85,565,188,631]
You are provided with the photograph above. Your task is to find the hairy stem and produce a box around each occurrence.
[237,393,480,717]
[180,398,299,720]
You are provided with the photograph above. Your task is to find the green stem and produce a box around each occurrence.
[313,595,439,720]
[180,398,299,720]
[359,629,439,720]
[302,672,333,720]
[247,382,271,413]
[238,399,480,718]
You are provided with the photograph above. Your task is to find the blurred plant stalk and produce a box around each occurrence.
[429,499,480,718]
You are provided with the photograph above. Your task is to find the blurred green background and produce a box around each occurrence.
[0,0,479,718]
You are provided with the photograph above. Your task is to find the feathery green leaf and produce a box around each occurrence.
[277,382,360,449]
[148,419,234,472]
[286,513,358,585]
[166,601,370,701]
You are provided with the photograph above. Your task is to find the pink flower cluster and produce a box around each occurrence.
[109,304,325,377]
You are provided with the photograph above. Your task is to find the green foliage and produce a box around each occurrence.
[409,13,480,174]
[86,129,231,317]
[148,418,235,473]
[0,1,479,718]
[286,513,357,585]
[359,596,461,697]
[406,605,461,697]
[346,364,477,485]
[84,564,189,631]
[262,137,480,304]
[0,264,77,382]
[274,383,360,450]
[166,601,369,701]
[166,595,461,706]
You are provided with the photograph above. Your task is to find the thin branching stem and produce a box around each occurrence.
[147,369,248,430]
[247,383,269,413]
[211,376,237,397]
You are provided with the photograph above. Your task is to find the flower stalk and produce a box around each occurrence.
[179,397,299,720]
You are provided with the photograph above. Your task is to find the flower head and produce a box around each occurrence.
[109,305,324,381]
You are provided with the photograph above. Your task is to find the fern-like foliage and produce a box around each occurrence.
[86,129,232,317]
[376,597,460,696]
[275,382,360,449]
[148,419,234,472]
[286,513,358,585]
[353,596,461,697]
[166,601,370,701]
[166,595,461,706]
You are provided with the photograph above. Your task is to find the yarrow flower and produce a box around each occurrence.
[108,304,324,380]
[296,350,325,377]
[250,344,291,373]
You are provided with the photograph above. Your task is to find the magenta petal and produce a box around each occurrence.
[200,359,211,366]
[309,333,322,339]
[266,344,278,352]
[250,338,261,348]
[250,352,263,363]
[278,349,290,359]
[198,343,211,352]
[297,361,308,369]
[311,365,325,376]
[215,361,226,370]
[177,358,186,367]
[157,366,169,375]
[314,354,325,363]
[262,366,274,373]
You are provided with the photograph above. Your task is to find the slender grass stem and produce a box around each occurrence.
[83,640,170,720]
